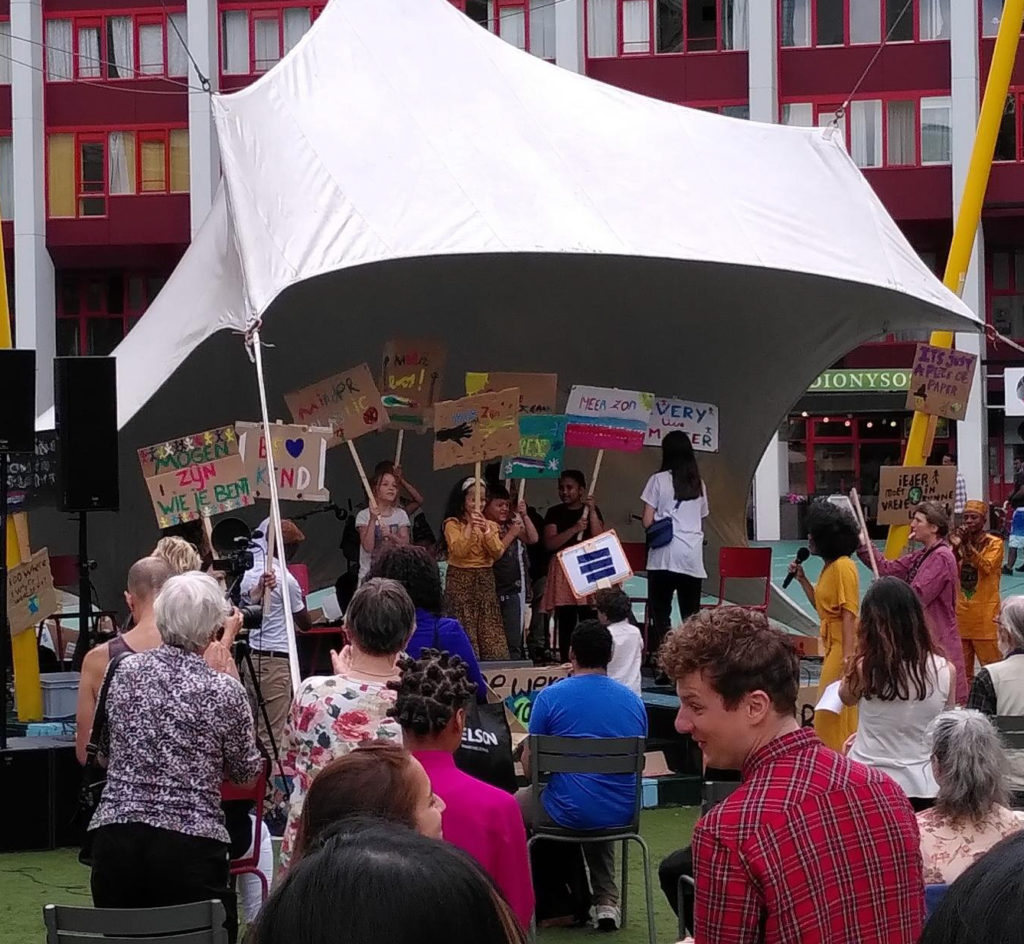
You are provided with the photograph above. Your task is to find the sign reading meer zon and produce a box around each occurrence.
[876,466,957,526]
[138,426,253,527]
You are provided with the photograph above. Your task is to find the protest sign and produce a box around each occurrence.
[481,664,570,704]
[1005,367,1024,417]
[433,389,520,470]
[137,425,238,478]
[645,397,719,452]
[905,344,977,421]
[236,422,330,502]
[143,453,253,527]
[557,529,633,600]
[380,339,446,430]
[465,372,558,415]
[502,414,567,480]
[5,432,58,513]
[285,363,389,447]
[7,547,58,636]
[876,466,957,526]
[564,385,654,452]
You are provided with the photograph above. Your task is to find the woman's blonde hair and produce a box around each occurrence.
[153,535,203,575]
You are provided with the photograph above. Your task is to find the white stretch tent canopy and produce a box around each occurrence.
[34,0,980,625]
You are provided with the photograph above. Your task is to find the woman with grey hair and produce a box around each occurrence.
[89,571,262,943]
[917,710,1024,885]
[967,594,1024,804]
[279,577,414,870]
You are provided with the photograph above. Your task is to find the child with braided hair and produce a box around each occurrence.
[389,649,535,931]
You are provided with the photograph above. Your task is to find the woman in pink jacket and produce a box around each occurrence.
[859,501,966,704]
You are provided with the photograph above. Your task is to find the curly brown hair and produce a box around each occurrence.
[388,648,476,736]
[659,607,799,714]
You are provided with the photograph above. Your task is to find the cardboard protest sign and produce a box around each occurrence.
[502,414,567,479]
[1005,367,1024,416]
[137,425,238,478]
[564,385,654,452]
[876,466,957,526]
[144,452,253,527]
[465,372,558,415]
[5,431,58,513]
[645,397,719,452]
[236,422,330,502]
[557,529,633,601]
[285,363,389,447]
[433,389,520,470]
[380,339,446,430]
[7,547,59,636]
[481,664,570,704]
[905,344,977,421]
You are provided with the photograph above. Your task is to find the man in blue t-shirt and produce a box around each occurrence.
[518,620,648,931]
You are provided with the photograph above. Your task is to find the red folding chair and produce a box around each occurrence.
[221,765,270,903]
[620,541,651,649]
[287,563,310,597]
[702,547,772,612]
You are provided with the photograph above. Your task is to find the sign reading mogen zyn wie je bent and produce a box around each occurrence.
[808,370,911,392]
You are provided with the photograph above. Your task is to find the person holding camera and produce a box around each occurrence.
[240,518,311,763]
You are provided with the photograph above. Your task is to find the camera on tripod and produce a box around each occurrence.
[210,517,263,630]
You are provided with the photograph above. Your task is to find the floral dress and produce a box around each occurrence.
[279,674,401,869]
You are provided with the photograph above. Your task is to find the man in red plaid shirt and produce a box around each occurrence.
[661,607,924,944]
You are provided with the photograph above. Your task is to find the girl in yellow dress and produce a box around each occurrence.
[789,501,862,751]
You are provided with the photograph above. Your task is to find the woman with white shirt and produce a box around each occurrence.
[641,431,708,659]
[841,577,956,810]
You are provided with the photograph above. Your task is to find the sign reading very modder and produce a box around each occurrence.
[645,397,718,452]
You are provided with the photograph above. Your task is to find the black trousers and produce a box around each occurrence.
[658,845,694,933]
[647,571,702,654]
[554,605,592,663]
[90,823,237,943]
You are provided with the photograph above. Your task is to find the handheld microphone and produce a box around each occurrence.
[782,547,810,589]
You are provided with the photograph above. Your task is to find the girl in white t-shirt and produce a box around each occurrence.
[640,431,709,656]
[355,469,411,582]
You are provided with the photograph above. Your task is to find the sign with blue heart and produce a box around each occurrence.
[236,421,331,503]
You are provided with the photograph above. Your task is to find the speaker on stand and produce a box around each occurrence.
[54,356,119,669]
[0,349,37,751]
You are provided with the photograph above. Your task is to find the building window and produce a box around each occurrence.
[587,0,746,58]
[0,21,10,85]
[782,95,949,167]
[45,12,188,81]
[47,128,189,218]
[0,135,12,220]
[990,249,1024,339]
[56,271,167,356]
[781,0,948,48]
[220,5,314,77]
[983,0,1005,36]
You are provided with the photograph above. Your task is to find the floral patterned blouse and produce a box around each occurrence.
[917,804,1024,884]
[280,674,401,868]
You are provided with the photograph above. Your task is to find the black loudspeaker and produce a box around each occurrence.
[0,348,36,453]
[55,356,119,512]
[0,742,81,851]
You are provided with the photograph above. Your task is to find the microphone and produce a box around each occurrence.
[782,547,810,590]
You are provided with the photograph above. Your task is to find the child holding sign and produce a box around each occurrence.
[356,468,411,583]
[439,478,508,660]
[540,470,605,662]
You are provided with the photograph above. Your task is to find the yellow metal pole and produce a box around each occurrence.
[0,204,44,720]
[884,0,1024,559]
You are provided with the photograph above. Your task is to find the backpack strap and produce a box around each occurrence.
[85,651,130,768]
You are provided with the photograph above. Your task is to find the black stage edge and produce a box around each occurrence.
[0,736,82,852]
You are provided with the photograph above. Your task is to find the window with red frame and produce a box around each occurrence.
[447,0,555,58]
[55,271,168,356]
[586,0,748,59]
[781,0,949,48]
[781,94,951,167]
[0,20,11,85]
[219,4,324,77]
[994,90,1023,162]
[47,128,189,218]
[989,249,1024,339]
[44,11,188,81]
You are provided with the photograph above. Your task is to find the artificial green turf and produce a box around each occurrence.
[0,806,698,944]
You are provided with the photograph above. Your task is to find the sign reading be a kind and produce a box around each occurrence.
[236,422,330,502]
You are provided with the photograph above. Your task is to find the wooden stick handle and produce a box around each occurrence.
[850,488,879,579]
[264,509,276,576]
[518,479,526,508]
[348,439,375,508]
[474,461,482,510]
[581,450,604,523]
[395,429,404,466]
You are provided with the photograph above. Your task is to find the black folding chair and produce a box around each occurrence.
[526,734,655,944]
[996,715,1024,810]
[43,900,228,943]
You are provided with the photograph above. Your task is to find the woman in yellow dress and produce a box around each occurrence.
[789,501,862,751]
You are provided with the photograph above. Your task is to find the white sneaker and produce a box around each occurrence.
[594,904,621,931]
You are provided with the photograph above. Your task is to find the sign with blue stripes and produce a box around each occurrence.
[557,529,632,600]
